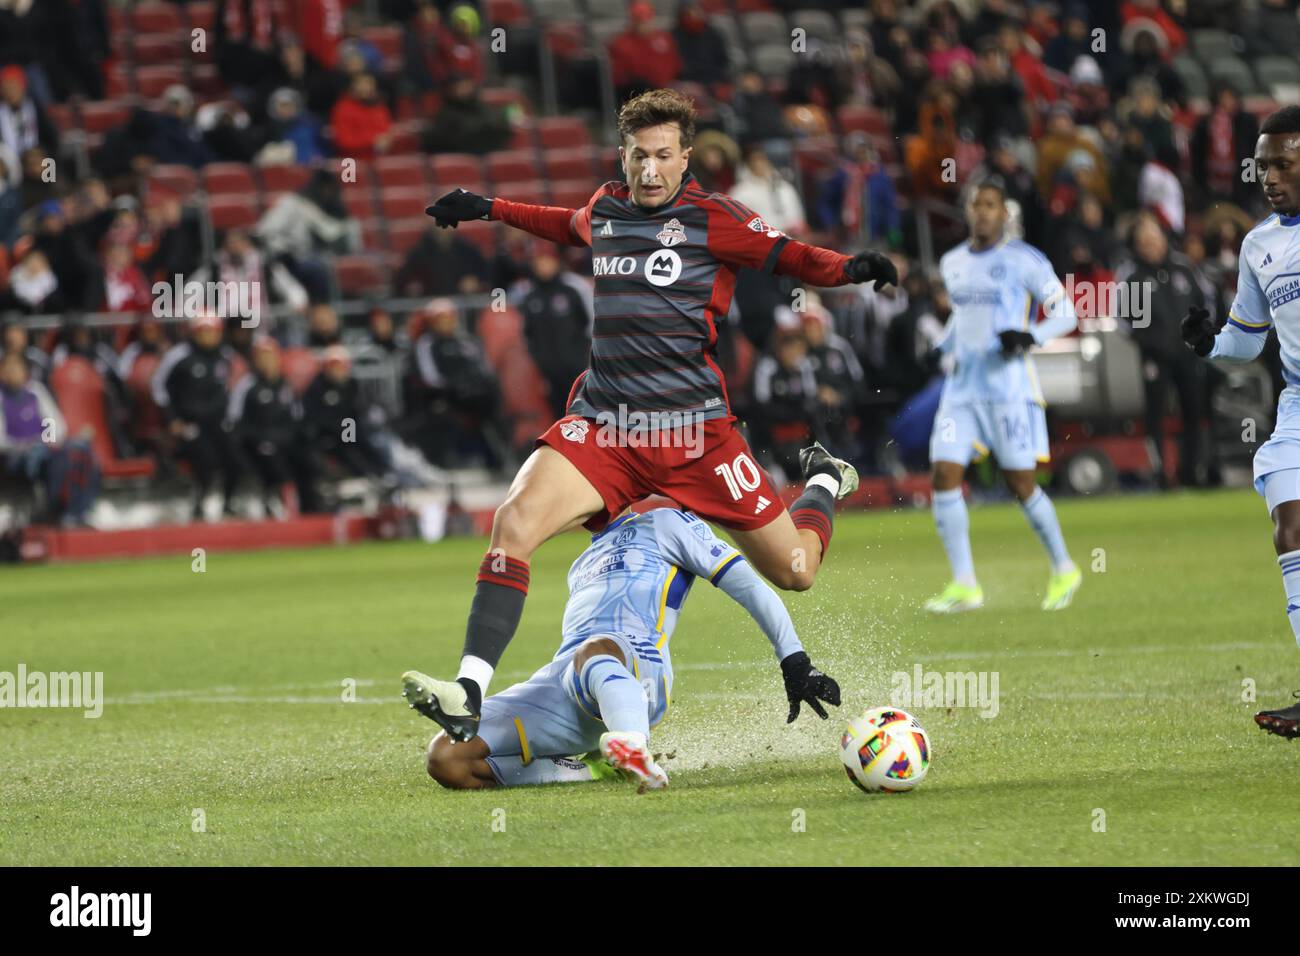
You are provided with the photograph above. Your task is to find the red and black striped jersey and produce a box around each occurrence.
[491,171,853,421]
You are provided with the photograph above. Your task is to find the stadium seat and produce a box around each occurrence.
[49,357,156,481]
[841,8,868,32]
[258,164,312,195]
[457,220,500,258]
[360,218,388,252]
[80,100,135,134]
[788,9,837,44]
[543,22,587,59]
[481,87,532,114]
[332,255,389,296]
[149,165,199,202]
[476,306,552,450]
[584,0,626,19]
[386,219,428,255]
[132,1,183,34]
[534,0,582,20]
[740,11,788,46]
[136,64,186,99]
[486,149,541,187]
[590,18,626,48]
[837,104,890,137]
[387,120,426,154]
[536,117,590,150]
[341,184,377,221]
[122,351,165,449]
[281,348,322,396]
[542,147,598,181]
[508,120,538,152]
[752,43,797,78]
[1189,28,1237,64]
[379,188,431,221]
[374,155,428,190]
[550,180,596,210]
[486,0,531,26]
[190,64,223,95]
[206,194,260,229]
[1255,55,1300,95]
[106,62,133,98]
[497,179,550,204]
[708,14,747,67]
[201,163,258,196]
[1171,54,1210,100]
[1207,56,1259,95]
[133,32,188,63]
[429,153,486,187]
[45,104,77,134]
[186,1,215,31]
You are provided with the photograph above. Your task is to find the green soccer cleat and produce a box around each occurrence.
[1041,567,1083,611]
[798,441,859,499]
[401,670,480,742]
[579,750,630,782]
[923,581,985,614]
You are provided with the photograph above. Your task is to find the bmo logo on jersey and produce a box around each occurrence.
[593,256,637,276]
[645,250,682,287]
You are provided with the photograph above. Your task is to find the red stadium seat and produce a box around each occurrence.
[508,121,537,153]
[457,220,500,258]
[190,64,223,94]
[543,147,598,181]
[837,104,889,137]
[259,165,312,194]
[186,0,215,31]
[133,33,187,63]
[360,218,388,252]
[386,219,428,255]
[340,182,378,220]
[122,350,165,448]
[374,155,428,190]
[476,306,551,449]
[49,357,156,480]
[105,62,133,98]
[536,117,590,150]
[481,87,531,114]
[497,179,549,204]
[45,104,77,134]
[378,188,430,220]
[387,121,426,154]
[333,254,389,295]
[429,153,485,189]
[136,65,186,99]
[149,165,199,202]
[281,348,322,396]
[486,0,531,26]
[201,162,258,196]
[207,194,259,229]
[549,180,595,210]
[80,100,135,134]
[486,149,540,186]
[132,2,183,33]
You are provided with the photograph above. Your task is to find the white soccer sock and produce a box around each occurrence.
[1020,487,1075,574]
[456,655,494,700]
[484,754,596,787]
[1278,550,1300,650]
[932,488,976,587]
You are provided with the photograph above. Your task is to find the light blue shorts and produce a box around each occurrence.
[1254,387,1300,514]
[478,632,673,762]
[930,400,1050,471]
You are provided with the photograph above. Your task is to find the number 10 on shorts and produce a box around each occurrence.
[714,453,762,501]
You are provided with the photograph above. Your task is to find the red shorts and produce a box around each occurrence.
[536,415,785,533]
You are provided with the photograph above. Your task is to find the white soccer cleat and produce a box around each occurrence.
[799,441,859,499]
[600,731,669,791]
[401,670,481,742]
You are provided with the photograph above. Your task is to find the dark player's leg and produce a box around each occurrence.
[1258,498,1300,738]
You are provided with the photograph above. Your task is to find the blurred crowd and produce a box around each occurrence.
[1,0,1297,526]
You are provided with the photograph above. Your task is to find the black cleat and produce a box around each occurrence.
[798,441,859,499]
[402,671,481,742]
[1254,692,1300,739]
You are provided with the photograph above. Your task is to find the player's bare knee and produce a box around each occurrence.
[491,497,542,556]
[426,734,470,789]
[573,637,625,670]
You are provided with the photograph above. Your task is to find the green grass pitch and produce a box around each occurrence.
[2,489,1297,866]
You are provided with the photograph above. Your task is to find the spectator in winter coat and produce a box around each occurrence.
[329,72,393,158]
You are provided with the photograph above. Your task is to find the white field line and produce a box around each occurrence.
[87,640,1280,707]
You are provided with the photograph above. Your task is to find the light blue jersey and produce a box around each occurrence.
[557,507,746,659]
[1209,213,1300,505]
[936,237,1078,405]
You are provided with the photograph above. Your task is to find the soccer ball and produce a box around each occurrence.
[839,706,931,793]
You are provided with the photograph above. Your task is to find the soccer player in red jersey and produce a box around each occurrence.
[403,89,897,743]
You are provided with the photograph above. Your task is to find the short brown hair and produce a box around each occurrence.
[617,88,697,149]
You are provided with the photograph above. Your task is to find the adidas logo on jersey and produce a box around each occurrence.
[1261,252,1273,269]
[599,220,614,237]
[754,495,771,515]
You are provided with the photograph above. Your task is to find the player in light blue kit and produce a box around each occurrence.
[1182,105,1300,738]
[401,506,841,789]
[925,181,1082,613]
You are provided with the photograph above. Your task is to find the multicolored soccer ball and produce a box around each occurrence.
[839,706,931,793]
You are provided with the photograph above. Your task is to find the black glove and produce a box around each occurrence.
[780,651,841,723]
[998,329,1037,356]
[1180,305,1222,357]
[425,188,493,228]
[843,250,898,291]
